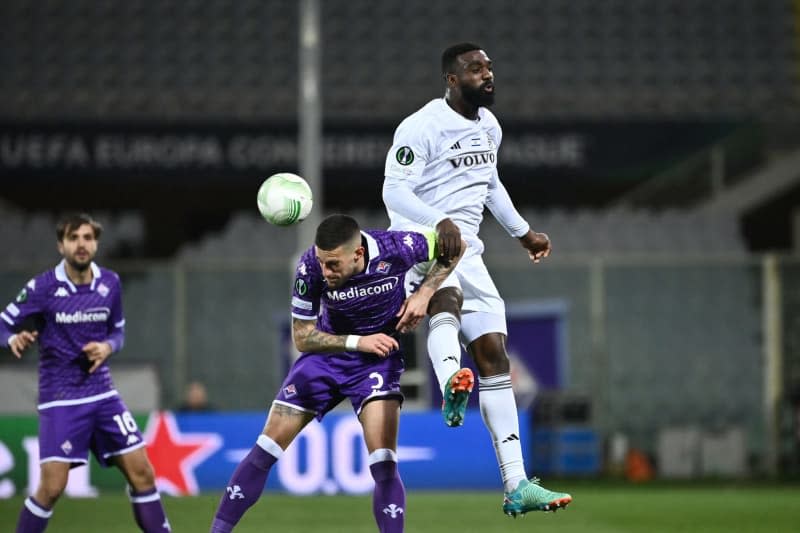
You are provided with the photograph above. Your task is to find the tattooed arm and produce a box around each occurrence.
[395,238,468,333]
[292,318,346,353]
[292,317,399,358]
[418,238,467,295]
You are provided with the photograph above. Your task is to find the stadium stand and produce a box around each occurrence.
[174,206,746,262]
[0,208,145,266]
[0,0,795,121]
[0,0,795,473]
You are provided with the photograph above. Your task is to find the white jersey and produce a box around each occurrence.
[384,98,504,252]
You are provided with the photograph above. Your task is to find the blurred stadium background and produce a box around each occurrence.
[1,0,800,527]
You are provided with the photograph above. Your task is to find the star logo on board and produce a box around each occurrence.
[143,411,222,496]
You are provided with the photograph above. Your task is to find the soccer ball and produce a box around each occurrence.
[256,173,313,226]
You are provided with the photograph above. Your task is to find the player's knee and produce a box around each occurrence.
[476,355,510,376]
[469,334,510,375]
[136,463,156,487]
[35,477,67,506]
[428,287,462,317]
[125,458,157,490]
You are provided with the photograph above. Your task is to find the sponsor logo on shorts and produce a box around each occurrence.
[126,434,141,446]
[283,384,297,397]
[60,440,73,455]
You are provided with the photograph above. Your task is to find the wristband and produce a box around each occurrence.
[345,335,361,351]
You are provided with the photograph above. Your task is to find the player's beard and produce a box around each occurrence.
[66,251,93,271]
[462,82,495,108]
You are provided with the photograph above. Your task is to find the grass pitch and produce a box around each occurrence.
[1,481,797,532]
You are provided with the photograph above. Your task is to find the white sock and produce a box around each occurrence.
[256,434,284,459]
[427,312,462,394]
[368,448,398,465]
[479,373,527,492]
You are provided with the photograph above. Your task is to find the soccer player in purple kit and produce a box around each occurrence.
[210,214,466,533]
[1,213,170,532]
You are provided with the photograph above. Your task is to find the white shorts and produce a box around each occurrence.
[405,252,507,344]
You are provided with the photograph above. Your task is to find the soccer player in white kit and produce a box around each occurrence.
[383,42,572,517]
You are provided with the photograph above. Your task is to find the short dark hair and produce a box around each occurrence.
[56,212,103,241]
[315,214,360,251]
[441,42,483,75]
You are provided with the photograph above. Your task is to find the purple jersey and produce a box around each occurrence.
[0,260,125,405]
[291,229,435,336]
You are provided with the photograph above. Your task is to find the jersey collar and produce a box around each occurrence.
[439,97,483,125]
[362,231,380,273]
[54,260,101,293]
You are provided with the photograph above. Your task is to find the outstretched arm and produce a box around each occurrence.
[486,172,530,238]
[383,179,462,261]
[486,173,551,263]
[292,318,399,358]
[395,238,468,333]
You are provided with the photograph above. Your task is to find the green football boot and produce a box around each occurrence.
[441,368,474,427]
[502,478,572,517]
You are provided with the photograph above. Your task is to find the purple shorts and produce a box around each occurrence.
[275,351,405,420]
[38,393,145,468]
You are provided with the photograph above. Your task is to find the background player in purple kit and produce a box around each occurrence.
[1,213,170,533]
[210,214,466,533]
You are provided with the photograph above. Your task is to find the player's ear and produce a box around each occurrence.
[445,73,457,87]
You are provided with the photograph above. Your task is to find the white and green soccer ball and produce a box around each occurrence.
[256,172,313,226]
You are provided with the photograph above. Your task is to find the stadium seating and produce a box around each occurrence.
[0,208,145,266]
[482,207,745,256]
[0,0,795,120]
[0,0,788,469]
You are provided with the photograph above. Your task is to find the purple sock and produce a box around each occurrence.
[211,438,279,533]
[128,487,170,532]
[370,460,405,533]
[16,496,52,533]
